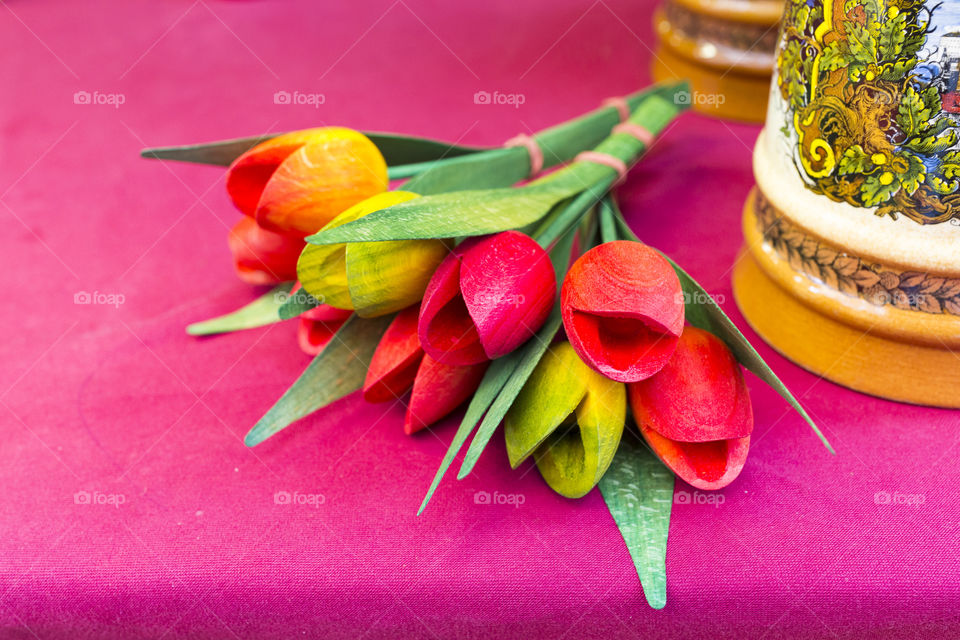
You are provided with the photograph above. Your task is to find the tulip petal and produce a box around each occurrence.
[227,217,304,285]
[298,192,418,311]
[535,362,626,498]
[505,342,626,498]
[250,128,388,234]
[638,426,750,491]
[629,327,753,442]
[347,237,450,318]
[460,231,556,360]
[297,316,349,356]
[404,356,489,434]
[363,305,423,404]
[302,303,353,324]
[504,343,588,468]
[418,248,486,365]
[562,241,684,383]
[226,129,324,217]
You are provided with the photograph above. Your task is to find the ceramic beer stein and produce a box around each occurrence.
[733,0,960,407]
[651,0,781,121]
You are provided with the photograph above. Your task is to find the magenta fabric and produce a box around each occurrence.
[2,1,959,638]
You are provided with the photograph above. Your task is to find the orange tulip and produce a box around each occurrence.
[226,127,388,235]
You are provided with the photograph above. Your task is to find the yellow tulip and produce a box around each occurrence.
[297,191,450,317]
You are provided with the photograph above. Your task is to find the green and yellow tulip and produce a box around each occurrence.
[505,341,626,498]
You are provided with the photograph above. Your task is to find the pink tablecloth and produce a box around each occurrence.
[2,1,958,638]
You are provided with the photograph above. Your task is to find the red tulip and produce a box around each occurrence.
[363,305,488,432]
[363,305,423,403]
[561,241,684,383]
[628,326,753,490]
[290,282,352,356]
[227,217,304,285]
[418,231,556,366]
[404,354,488,435]
[226,127,388,235]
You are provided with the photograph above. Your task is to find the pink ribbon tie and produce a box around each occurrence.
[504,134,544,178]
[613,122,656,147]
[601,96,630,123]
[575,151,629,184]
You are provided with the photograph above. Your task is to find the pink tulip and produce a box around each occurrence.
[418,231,556,366]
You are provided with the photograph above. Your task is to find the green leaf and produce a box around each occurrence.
[277,290,321,320]
[598,435,674,610]
[861,172,899,206]
[897,86,932,137]
[599,196,619,244]
[820,40,851,71]
[904,129,957,155]
[457,309,563,479]
[308,180,586,244]
[244,314,392,446]
[547,219,580,287]
[403,84,682,196]
[612,209,834,454]
[837,145,872,176]
[878,13,907,60]
[845,20,878,65]
[186,283,293,336]
[140,132,485,167]
[899,153,926,194]
[416,354,522,515]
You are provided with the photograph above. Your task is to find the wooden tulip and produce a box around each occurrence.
[363,305,488,432]
[298,192,450,317]
[404,354,488,435]
[505,342,626,499]
[226,127,388,235]
[628,326,753,490]
[561,241,684,383]
[227,217,304,285]
[419,231,556,366]
[363,305,423,403]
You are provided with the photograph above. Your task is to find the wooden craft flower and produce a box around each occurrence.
[628,326,753,490]
[561,241,684,383]
[226,127,388,234]
[227,217,304,285]
[505,341,626,498]
[363,305,488,434]
[297,191,451,317]
[418,231,556,366]
[297,305,353,357]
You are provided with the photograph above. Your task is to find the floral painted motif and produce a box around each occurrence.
[777,0,960,224]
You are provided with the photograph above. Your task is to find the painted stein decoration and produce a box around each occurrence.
[733,0,960,407]
[651,0,782,121]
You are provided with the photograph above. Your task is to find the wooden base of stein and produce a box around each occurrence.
[650,0,779,123]
[733,187,960,408]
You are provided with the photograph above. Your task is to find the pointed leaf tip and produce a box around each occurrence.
[244,314,393,446]
[598,437,673,610]
[186,283,293,336]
